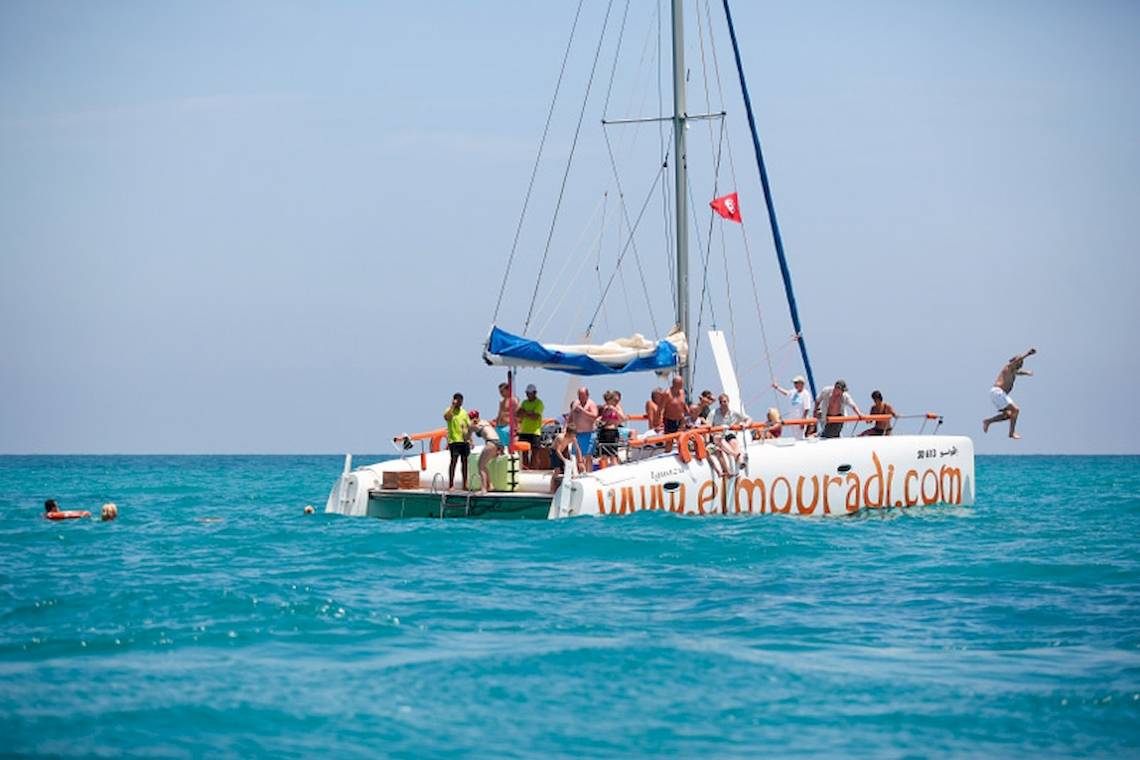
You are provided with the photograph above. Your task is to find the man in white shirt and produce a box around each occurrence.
[772,375,813,438]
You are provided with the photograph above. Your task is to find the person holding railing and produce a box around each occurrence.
[860,390,897,436]
[814,379,863,439]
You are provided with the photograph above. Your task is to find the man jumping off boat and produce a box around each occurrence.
[984,347,1036,439]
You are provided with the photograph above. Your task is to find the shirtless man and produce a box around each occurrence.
[568,387,599,473]
[645,388,666,434]
[662,376,689,452]
[984,347,1036,439]
[495,382,520,446]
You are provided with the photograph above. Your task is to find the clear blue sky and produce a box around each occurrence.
[1,0,1137,454]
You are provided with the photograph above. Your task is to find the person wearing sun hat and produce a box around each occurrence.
[517,383,544,468]
[772,374,814,438]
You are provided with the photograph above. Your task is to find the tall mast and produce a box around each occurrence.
[671,0,691,394]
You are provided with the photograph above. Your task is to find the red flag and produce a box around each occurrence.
[710,192,742,223]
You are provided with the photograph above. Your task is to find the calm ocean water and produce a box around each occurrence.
[1,455,1137,757]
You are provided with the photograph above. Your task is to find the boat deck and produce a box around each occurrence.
[367,488,552,520]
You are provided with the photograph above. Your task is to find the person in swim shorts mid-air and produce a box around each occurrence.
[984,347,1036,439]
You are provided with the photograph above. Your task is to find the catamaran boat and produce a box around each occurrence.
[324,0,974,520]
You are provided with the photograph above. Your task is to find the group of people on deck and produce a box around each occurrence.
[441,372,902,492]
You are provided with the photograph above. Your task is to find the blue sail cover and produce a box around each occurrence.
[485,326,679,376]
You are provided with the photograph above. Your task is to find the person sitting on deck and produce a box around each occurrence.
[709,394,749,476]
[469,410,503,494]
[517,384,544,469]
[689,390,716,428]
[760,407,783,440]
[814,380,863,439]
[443,393,471,491]
[495,382,520,446]
[860,390,897,436]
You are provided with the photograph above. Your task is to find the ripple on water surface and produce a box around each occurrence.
[0,455,1138,756]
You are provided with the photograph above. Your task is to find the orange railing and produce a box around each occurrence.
[393,411,943,469]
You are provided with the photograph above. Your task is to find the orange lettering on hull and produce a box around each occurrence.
[920,470,939,505]
[796,475,820,515]
[735,478,766,514]
[823,475,843,515]
[904,470,919,507]
[845,472,862,513]
[771,477,792,514]
[863,452,885,508]
[939,466,962,504]
[697,480,717,515]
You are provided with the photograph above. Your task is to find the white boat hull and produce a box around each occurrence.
[552,434,972,518]
[325,434,973,519]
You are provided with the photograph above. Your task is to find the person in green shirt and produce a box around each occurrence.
[517,383,545,469]
[444,392,471,490]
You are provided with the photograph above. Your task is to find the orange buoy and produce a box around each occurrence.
[45,510,90,520]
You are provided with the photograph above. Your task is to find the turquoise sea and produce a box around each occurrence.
[1,455,1138,757]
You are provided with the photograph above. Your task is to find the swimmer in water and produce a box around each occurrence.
[100,503,118,521]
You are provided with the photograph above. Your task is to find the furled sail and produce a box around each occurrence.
[483,326,687,376]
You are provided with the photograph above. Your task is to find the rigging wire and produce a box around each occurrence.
[657,1,676,306]
[596,193,611,334]
[599,0,660,335]
[692,0,739,364]
[524,0,616,335]
[601,130,659,335]
[530,191,611,334]
[492,0,586,326]
[703,0,780,395]
[586,160,669,332]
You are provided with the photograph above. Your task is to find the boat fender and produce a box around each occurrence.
[45,510,91,520]
[677,431,707,464]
